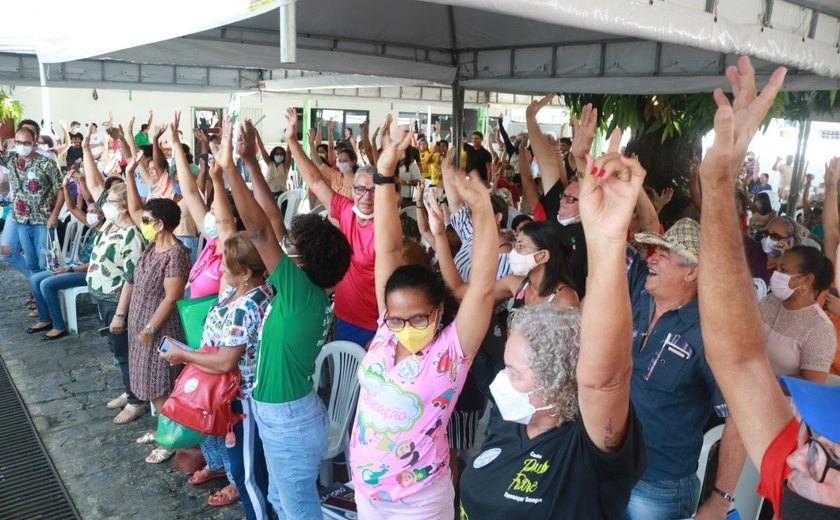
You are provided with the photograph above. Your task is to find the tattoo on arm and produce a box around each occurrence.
[603,417,624,452]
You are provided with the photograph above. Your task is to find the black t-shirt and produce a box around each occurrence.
[65,146,83,169]
[539,181,564,225]
[463,144,492,181]
[460,406,646,520]
[565,222,587,299]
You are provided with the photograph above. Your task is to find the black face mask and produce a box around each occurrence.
[779,484,840,520]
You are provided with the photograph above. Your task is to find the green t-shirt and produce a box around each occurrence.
[134,132,150,146]
[251,254,332,403]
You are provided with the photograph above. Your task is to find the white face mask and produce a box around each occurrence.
[557,214,581,226]
[337,161,352,173]
[352,204,374,220]
[38,144,49,151]
[86,212,100,226]
[15,145,32,156]
[102,202,120,221]
[769,270,804,300]
[489,371,551,425]
[508,248,541,277]
[203,212,218,239]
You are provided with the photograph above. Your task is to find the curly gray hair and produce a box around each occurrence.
[508,303,581,424]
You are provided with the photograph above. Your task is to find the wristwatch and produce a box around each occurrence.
[68,266,74,273]
[144,325,157,335]
[373,173,396,185]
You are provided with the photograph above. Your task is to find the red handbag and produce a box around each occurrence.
[161,345,245,437]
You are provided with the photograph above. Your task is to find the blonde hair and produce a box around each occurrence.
[223,232,267,278]
[108,183,127,208]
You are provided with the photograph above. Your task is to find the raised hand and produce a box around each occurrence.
[327,119,337,132]
[376,117,413,176]
[60,120,68,133]
[579,132,647,243]
[170,112,182,145]
[423,187,446,236]
[307,127,316,144]
[127,116,135,135]
[525,93,555,120]
[153,124,166,140]
[211,116,234,171]
[825,157,840,187]
[450,166,492,211]
[283,108,298,143]
[659,187,674,207]
[570,103,598,166]
[192,127,208,144]
[700,57,786,187]
[239,119,258,161]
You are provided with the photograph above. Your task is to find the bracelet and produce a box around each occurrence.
[115,313,126,318]
[712,486,735,503]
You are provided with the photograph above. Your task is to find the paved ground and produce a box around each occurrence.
[0,262,242,519]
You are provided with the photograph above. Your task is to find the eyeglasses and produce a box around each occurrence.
[385,309,437,332]
[798,422,840,483]
[560,194,579,204]
[281,235,302,259]
[106,199,121,205]
[353,185,376,197]
[512,240,542,254]
[768,232,791,241]
[141,216,159,225]
[14,140,33,146]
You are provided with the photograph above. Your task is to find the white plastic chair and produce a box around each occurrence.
[825,374,840,387]
[697,424,763,520]
[277,188,307,228]
[60,218,85,265]
[398,205,417,221]
[58,285,89,335]
[312,340,366,486]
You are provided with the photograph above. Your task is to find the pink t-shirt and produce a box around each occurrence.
[349,320,475,503]
[188,238,222,298]
[330,195,377,330]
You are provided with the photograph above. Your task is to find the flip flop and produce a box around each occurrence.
[207,484,240,507]
[188,466,228,485]
[113,403,146,424]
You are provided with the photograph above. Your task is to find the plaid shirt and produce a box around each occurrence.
[0,152,62,225]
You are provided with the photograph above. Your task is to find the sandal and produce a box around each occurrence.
[136,432,157,444]
[145,447,175,464]
[207,484,240,507]
[113,403,146,424]
[27,310,39,318]
[188,466,227,485]
[106,393,129,409]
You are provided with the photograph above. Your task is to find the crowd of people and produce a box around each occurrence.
[0,56,837,520]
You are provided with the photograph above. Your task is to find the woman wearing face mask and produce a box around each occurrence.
[459,148,649,519]
[349,129,498,519]
[26,172,106,341]
[123,169,191,463]
[169,114,242,299]
[761,216,799,268]
[760,245,837,384]
[255,126,289,200]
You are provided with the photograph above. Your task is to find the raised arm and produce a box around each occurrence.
[55,121,71,157]
[327,119,337,165]
[123,150,146,229]
[697,57,791,469]
[170,112,210,237]
[439,146,465,211]
[242,120,286,241]
[125,116,140,159]
[374,123,414,313]
[207,160,238,247]
[219,116,283,273]
[451,167,498,355]
[289,111,336,211]
[498,113,516,158]
[61,173,87,224]
[255,125,272,164]
[82,126,105,202]
[361,119,377,167]
[570,103,598,182]
[575,132,641,453]
[518,141,540,213]
[635,181,660,233]
[526,94,563,192]
[151,125,168,174]
[823,160,840,264]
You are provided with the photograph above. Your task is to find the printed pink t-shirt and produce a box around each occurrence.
[189,238,222,298]
[349,320,475,503]
[330,195,377,330]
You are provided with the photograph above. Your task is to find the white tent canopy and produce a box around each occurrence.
[2,0,840,94]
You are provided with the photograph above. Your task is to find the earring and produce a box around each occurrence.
[243,276,250,287]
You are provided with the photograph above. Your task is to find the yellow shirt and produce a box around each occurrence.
[419,150,432,179]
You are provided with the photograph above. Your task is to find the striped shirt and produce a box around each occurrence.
[451,205,511,282]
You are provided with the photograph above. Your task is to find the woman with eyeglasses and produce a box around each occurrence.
[759,245,836,384]
[348,123,498,519]
[122,164,191,463]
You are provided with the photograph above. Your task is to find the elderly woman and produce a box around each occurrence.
[459,147,648,518]
[122,168,191,463]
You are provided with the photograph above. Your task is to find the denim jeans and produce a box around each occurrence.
[253,390,328,520]
[95,298,141,405]
[1,219,31,280]
[228,397,270,520]
[17,222,48,275]
[200,435,234,483]
[30,270,87,330]
[624,474,701,520]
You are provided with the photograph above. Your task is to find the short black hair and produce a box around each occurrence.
[472,131,484,140]
[181,143,193,163]
[144,198,181,231]
[140,124,149,132]
[511,214,533,231]
[400,214,420,242]
[139,144,153,159]
[490,194,508,227]
[70,121,81,127]
[559,137,572,146]
[18,119,41,136]
[291,213,352,288]
[16,126,36,141]
[385,265,458,330]
[338,148,357,163]
[787,245,834,294]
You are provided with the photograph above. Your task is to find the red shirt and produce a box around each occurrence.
[330,195,377,330]
[757,417,799,519]
[533,202,546,222]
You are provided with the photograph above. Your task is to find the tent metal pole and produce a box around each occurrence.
[279,2,297,63]
[452,80,464,169]
[38,61,51,137]
[786,119,811,214]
